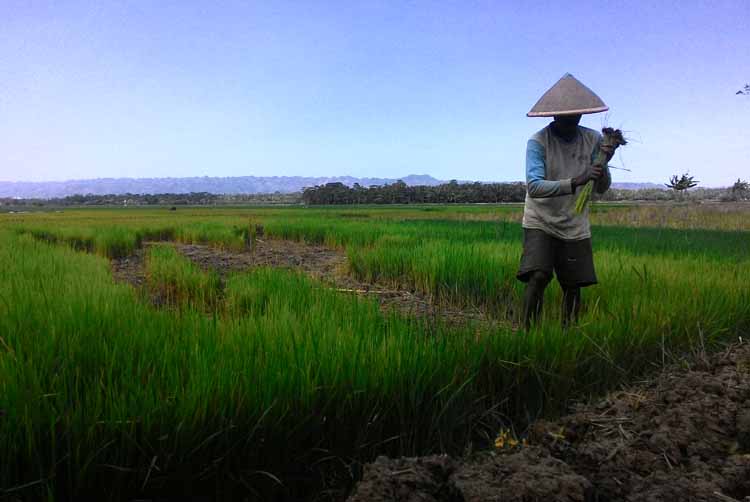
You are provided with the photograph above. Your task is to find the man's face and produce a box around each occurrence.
[552,114,582,137]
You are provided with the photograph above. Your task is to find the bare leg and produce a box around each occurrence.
[562,286,581,328]
[523,271,551,330]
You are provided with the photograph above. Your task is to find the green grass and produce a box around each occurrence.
[1,204,749,500]
[146,244,222,310]
[18,225,141,259]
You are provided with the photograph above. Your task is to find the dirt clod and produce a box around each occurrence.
[347,455,461,502]
[737,408,750,451]
[349,344,750,502]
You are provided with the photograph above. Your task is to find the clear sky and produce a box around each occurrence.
[1,1,748,186]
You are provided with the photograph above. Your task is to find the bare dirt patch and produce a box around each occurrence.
[175,239,345,281]
[110,247,146,288]
[348,343,750,502]
[110,238,500,326]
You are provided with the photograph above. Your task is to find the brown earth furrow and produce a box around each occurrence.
[348,344,750,502]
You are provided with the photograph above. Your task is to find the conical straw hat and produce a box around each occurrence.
[527,73,608,117]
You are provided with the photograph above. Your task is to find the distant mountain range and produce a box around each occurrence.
[0,174,444,199]
[0,175,666,199]
[610,182,665,190]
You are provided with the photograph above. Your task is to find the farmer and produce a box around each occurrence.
[517,73,611,329]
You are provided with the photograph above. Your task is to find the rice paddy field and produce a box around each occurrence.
[1,203,749,501]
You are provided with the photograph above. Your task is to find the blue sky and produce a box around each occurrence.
[1,1,748,186]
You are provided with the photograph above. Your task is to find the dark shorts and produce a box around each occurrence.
[516,228,598,288]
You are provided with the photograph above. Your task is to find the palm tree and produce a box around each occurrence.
[731,178,749,200]
[665,173,699,201]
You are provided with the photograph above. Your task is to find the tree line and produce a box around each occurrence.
[4,178,748,210]
[301,179,750,205]
[2,191,301,208]
[301,180,527,204]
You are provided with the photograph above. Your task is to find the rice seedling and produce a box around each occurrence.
[145,244,222,310]
[575,128,627,213]
[174,222,246,250]
[94,226,141,258]
[0,203,748,500]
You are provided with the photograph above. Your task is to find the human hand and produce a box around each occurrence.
[590,164,604,180]
[572,165,603,189]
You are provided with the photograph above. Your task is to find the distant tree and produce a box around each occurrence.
[665,172,699,201]
[730,178,749,200]
[737,84,750,95]
[351,183,366,204]
[665,173,699,191]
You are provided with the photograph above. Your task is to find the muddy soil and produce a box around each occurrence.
[110,238,501,327]
[348,343,750,502]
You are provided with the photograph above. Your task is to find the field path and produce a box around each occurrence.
[348,343,750,501]
[110,238,503,327]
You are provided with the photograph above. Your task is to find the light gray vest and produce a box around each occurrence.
[522,125,601,240]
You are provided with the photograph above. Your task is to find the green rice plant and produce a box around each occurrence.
[174,222,245,250]
[0,232,506,499]
[93,227,141,258]
[25,228,60,244]
[145,244,221,310]
[224,267,313,317]
[1,205,749,500]
[575,128,627,214]
[16,225,139,258]
[47,227,96,253]
[136,225,176,242]
[348,237,522,314]
[229,219,264,251]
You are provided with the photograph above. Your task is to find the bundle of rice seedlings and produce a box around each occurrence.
[575,127,627,213]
